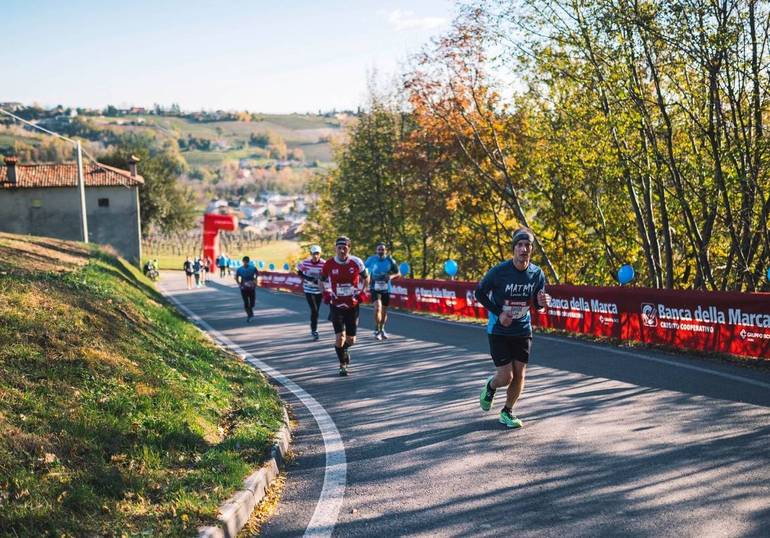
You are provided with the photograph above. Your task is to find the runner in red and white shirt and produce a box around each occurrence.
[296,244,326,340]
[321,236,369,376]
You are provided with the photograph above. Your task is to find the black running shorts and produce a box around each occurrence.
[488,334,532,366]
[370,290,390,306]
[330,305,359,336]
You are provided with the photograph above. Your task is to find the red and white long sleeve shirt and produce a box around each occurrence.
[321,255,368,308]
[296,257,326,294]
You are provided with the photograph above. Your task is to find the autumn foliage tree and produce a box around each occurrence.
[306,1,770,291]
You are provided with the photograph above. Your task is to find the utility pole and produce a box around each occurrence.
[76,140,89,243]
[2,108,95,245]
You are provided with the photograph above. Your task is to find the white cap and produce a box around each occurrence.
[310,245,322,254]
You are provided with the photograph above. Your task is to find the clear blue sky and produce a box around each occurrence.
[2,0,456,113]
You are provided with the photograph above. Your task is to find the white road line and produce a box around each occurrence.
[168,279,769,535]
[159,285,345,538]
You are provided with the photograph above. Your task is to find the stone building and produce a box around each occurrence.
[0,156,143,265]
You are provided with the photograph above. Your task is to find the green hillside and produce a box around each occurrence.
[0,110,344,180]
[0,233,284,536]
[92,113,339,166]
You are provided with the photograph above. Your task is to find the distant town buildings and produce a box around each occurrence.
[205,192,309,240]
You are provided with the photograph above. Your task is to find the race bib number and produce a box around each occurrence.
[374,280,388,291]
[336,284,354,297]
[241,280,256,290]
[503,300,529,319]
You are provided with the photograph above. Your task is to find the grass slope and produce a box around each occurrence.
[0,233,284,536]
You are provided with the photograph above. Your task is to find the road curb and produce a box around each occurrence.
[197,406,292,538]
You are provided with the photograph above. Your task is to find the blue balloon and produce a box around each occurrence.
[618,264,635,285]
[248,260,255,268]
[767,267,770,282]
[399,262,410,276]
[283,262,290,271]
[269,263,275,271]
[444,259,458,277]
[257,260,265,269]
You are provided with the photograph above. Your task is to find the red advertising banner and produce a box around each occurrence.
[259,272,305,294]
[259,272,770,359]
[532,284,770,359]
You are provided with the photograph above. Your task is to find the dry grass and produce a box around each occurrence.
[0,232,90,274]
[0,232,285,536]
[237,468,289,537]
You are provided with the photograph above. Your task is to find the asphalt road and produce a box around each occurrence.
[160,272,770,537]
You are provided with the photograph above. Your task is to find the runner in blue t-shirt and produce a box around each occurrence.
[364,242,399,340]
[217,254,228,278]
[235,256,259,322]
[192,257,202,288]
[474,227,551,429]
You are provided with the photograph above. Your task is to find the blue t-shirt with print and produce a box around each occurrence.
[364,255,398,293]
[236,265,258,285]
[475,260,546,337]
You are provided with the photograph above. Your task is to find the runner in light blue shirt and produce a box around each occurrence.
[364,242,399,340]
[235,256,259,322]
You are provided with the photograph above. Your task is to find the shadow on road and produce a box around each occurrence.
[164,274,770,538]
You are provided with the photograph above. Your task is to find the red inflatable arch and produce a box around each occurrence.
[202,213,238,264]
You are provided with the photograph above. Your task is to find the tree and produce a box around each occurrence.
[249,132,271,148]
[405,9,561,281]
[287,147,305,161]
[308,1,770,290]
[481,0,770,290]
[100,133,196,236]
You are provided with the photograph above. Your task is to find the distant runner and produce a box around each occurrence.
[475,227,551,429]
[201,256,211,285]
[364,242,399,340]
[193,257,202,288]
[183,257,194,289]
[217,253,228,278]
[321,236,369,376]
[235,256,259,322]
[297,245,326,340]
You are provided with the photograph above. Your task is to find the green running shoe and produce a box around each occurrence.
[339,366,348,376]
[479,376,496,412]
[499,409,523,429]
